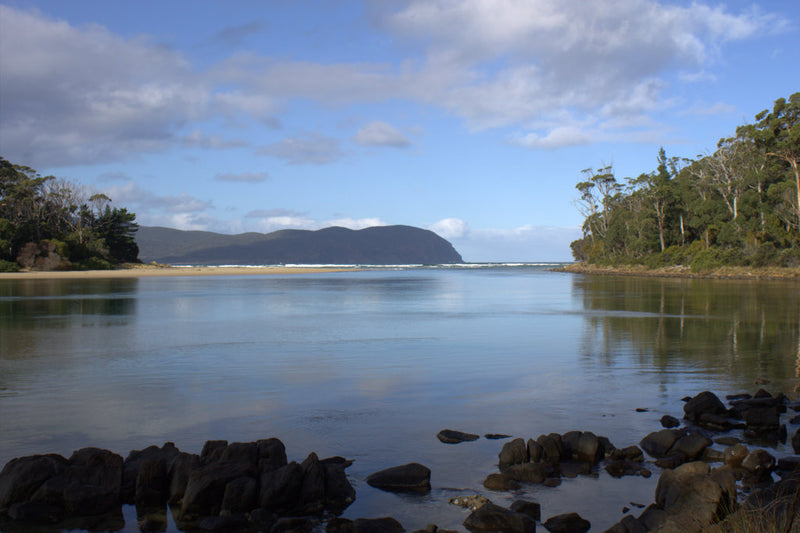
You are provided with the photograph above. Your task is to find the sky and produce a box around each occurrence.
[1,1,798,262]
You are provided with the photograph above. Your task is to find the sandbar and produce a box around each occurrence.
[0,266,358,280]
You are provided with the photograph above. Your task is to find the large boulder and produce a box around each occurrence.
[463,502,535,533]
[179,460,256,519]
[366,463,431,493]
[683,391,727,423]
[0,454,68,508]
[651,462,736,532]
[499,438,528,468]
[639,429,685,459]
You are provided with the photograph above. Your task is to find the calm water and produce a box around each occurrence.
[1,266,799,530]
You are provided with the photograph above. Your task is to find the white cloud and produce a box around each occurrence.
[429,218,469,239]
[515,127,593,150]
[214,171,270,182]
[450,224,583,262]
[103,182,212,215]
[257,133,344,165]
[325,217,387,230]
[353,121,411,148]
[183,130,247,149]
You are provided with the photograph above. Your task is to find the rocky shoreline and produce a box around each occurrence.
[558,263,800,280]
[2,389,800,532]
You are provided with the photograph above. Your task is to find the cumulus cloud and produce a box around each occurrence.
[103,182,212,214]
[257,133,344,165]
[515,127,593,150]
[214,171,270,182]
[0,5,206,167]
[429,218,469,239]
[354,121,411,147]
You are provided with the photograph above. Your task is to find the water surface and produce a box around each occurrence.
[1,266,799,530]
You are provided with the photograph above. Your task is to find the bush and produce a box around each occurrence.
[74,256,113,270]
[0,259,19,272]
[690,247,745,272]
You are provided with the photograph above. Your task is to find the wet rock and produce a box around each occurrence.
[0,453,68,508]
[122,444,179,503]
[485,434,511,440]
[683,391,727,423]
[179,460,255,519]
[660,415,680,428]
[536,434,564,464]
[560,462,591,478]
[135,457,168,506]
[742,406,781,432]
[698,413,735,431]
[543,512,590,533]
[200,440,228,463]
[575,432,602,464]
[366,463,431,493]
[483,473,520,491]
[499,438,528,468]
[510,500,541,521]
[7,501,64,523]
[272,516,315,533]
[168,452,200,504]
[259,461,303,510]
[353,517,405,533]
[197,513,249,531]
[463,502,535,533]
[220,476,256,513]
[723,444,749,468]
[322,457,356,513]
[701,448,724,463]
[527,439,543,463]
[714,436,741,446]
[653,461,736,532]
[793,428,800,453]
[670,432,713,461]
[610,446,644,462]
[437,429,479,444]
[300,453,326,513]
[605,460,650,478]
[639,429,685,458]
[505,462,558,484]
[257,438,288,473]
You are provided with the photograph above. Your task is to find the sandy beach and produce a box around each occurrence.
[0,265,358,280]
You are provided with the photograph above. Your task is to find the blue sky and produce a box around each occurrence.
[1,1,798,261]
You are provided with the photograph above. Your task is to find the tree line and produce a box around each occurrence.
[0,157,139,271]
[571,92,800,270]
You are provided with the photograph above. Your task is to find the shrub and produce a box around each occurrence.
[0,259,19,272]
[74,256,113,270]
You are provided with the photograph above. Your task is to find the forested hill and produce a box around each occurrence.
[571,92,800,271]
[137,225,464,265]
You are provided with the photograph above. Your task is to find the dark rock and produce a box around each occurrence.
[604,515,647,533]
[635,408,648,412]
[135,457,168,506]
[272,516,315,533]
[366,463,431,493]
[605,460,650,478]
[483,473,520,491]
[485,434,511,440]
[725,393,752,401]
[499,438,528,467]
[464,502,535,533]
[575,432,602,464]
[122,443,180,503]
[450,494,491,510]
[248,508,277,530]
[7,501,64,523]
[653,461,736,531]
[323,459,356,513]
[179,460,255,519]
[259,461,303,510]
[219,441,258,468]
[197,513,249,531]
[741,449,775,477]
[561,431,581,458]
[610,446,643,462]
[200,440,228,463]
[510,500,541,521]
[670,433,713,461]
[697,413,735,431]
[793,428,800,453]
[597,436,615,458]
[536,434,564,464]
[639,429,684,458]
[527,439,543,463]
[660,415,680,428]
[437,429,480,444]
[684,391,727,423]
[220,476,257,513]
[353,517,405,533]
[300,452,326,513]
[0,453,68,508]
[723,444,749,468]
[654,455,686,469]
[168,452,199,504]
[742,406,780,431]
[543,512,590,533]
[754,388,772,398]
[777,456,800,473]
[327,517,355,533]
[560,462,591,478]
[701,448,725,463]
[257,438,288,473]
[542,478,561,487]
[714,436,741,446]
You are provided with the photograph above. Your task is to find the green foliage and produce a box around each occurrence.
[0,259,19,272]
[574,93,800,269]
[0,157,140,270]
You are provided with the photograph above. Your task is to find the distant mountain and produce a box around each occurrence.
[136,225,464,265]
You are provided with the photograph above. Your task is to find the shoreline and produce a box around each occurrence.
[558,262,800,280]
[0,265,358,280]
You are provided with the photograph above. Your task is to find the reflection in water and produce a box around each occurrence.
[573,275,800,386]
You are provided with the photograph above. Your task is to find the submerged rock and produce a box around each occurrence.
[366,463,431,493]
[437,429,480,444]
